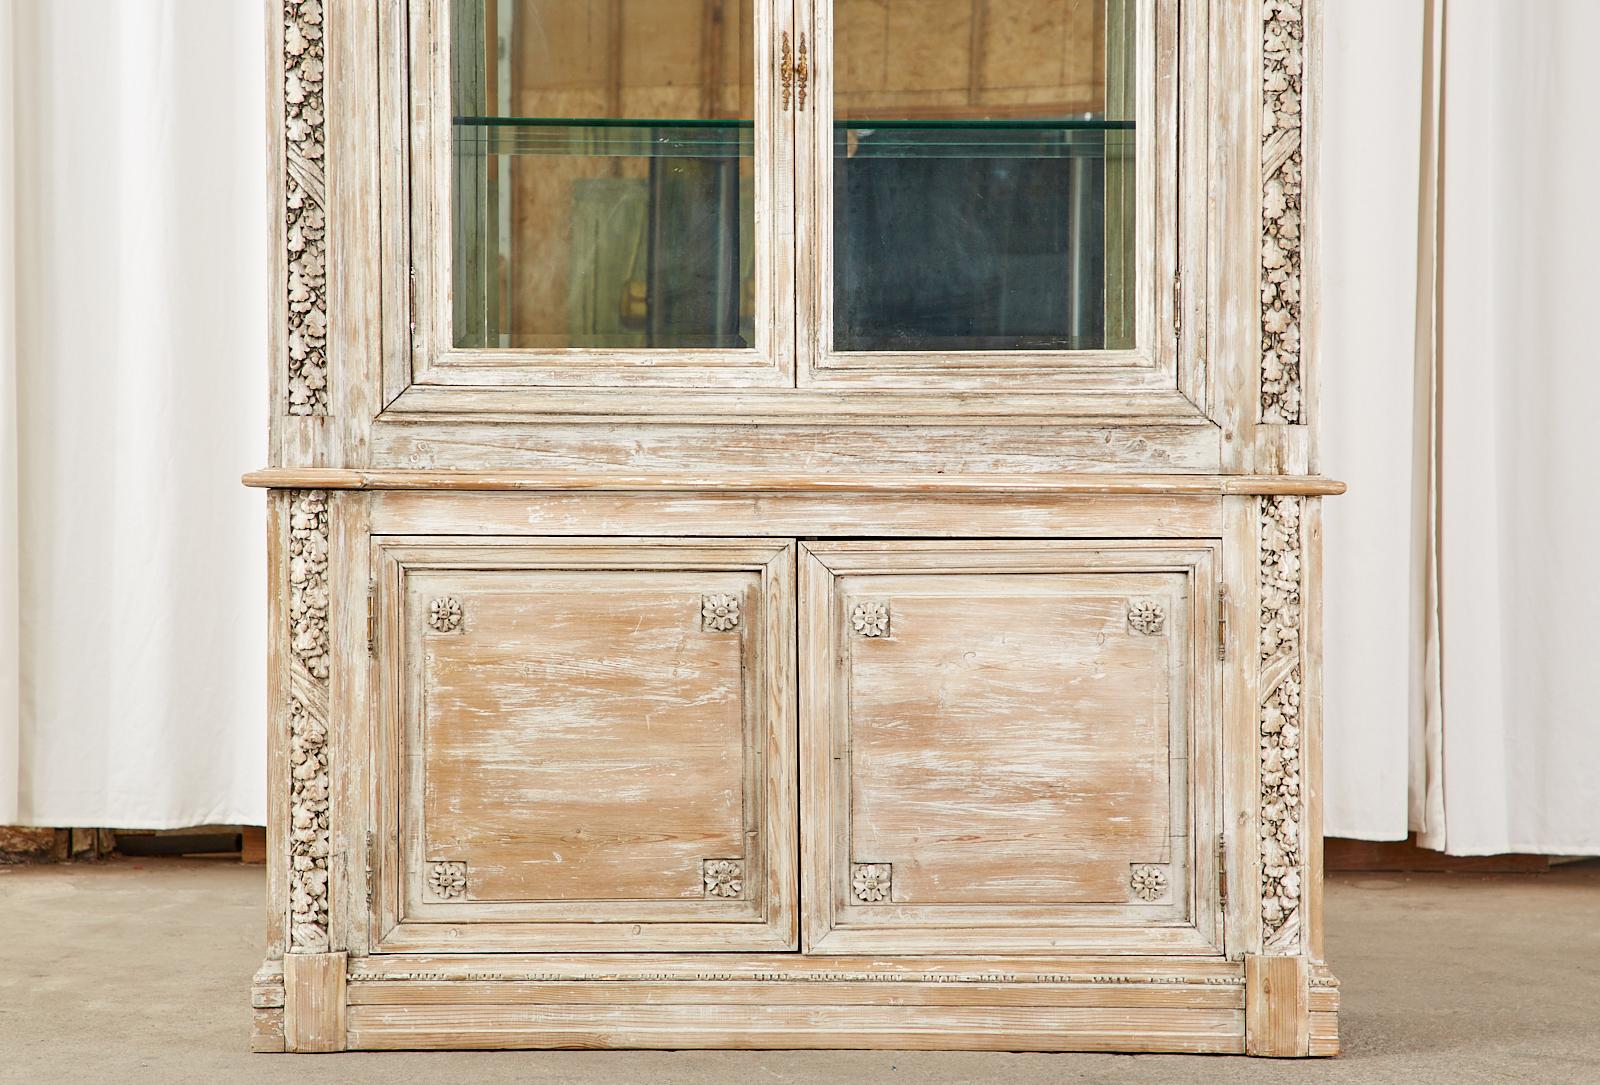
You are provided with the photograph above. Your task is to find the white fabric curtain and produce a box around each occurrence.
[1323,0,1600,853]
[1,1,267,827]
[2,2,1595,848]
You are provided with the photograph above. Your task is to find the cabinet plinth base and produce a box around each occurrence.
[252,956,1340,1055]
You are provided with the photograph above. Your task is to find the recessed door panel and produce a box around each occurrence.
[801,540,1221,954]
[372,537,797,952]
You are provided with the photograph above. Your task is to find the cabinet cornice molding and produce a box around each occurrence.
[243,469,1346,496]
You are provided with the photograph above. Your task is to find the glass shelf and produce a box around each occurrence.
[453,116,1134,160]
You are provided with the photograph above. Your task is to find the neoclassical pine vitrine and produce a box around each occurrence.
[248,0,1340,1055]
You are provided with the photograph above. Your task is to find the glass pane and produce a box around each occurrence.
[833,0,1135,353]
[451,0,756,351]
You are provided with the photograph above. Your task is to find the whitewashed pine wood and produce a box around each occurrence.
[801,541,1222,955]
[256,0,1337,1057]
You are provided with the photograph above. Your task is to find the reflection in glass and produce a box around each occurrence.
[451,0,755,351]
[833,0,1135,353]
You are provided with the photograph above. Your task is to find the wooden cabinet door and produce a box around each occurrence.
[370,537,796,952]
[801,540,1222,955]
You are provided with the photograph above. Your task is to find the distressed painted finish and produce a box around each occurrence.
[801,541,1222,956]
[370,538,797,953]
[253,0,1337,1056]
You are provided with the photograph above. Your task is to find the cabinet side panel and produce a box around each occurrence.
[328,0,382,463]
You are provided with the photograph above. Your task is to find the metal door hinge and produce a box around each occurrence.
[365,831,376,906]
[1173,274,1183,342]
[366,582,376,654]
[1217,584,1228,661]
[1218,841,1229,906]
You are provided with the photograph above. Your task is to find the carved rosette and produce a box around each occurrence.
[702,593,741,632]
[429,596,463,633]
[1259,496,1304,950]
[287,491,331,952]
[702,859,744,899]
[283,0,328,416]
[426,861,468,900]
[1127,600,1165,636]
[1261,0,1304,424]
[851,601,890,638]
[851,863,892,904]
[1129,864,1169,903]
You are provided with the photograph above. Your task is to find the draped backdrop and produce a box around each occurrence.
[1,1,1595,851]
[0,2,267,827]
[1322,0,1600,853]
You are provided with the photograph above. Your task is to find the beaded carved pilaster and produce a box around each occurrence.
[286,491,332,953]
[1258,495,1304,952]
[1260,0,1305,424]
[282,0,328,416]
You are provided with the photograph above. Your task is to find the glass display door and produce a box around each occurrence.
[796,0,1173,386]
[411,0,796,388]
[412,0,1178,394]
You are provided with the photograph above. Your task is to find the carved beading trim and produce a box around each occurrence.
[1259,495,1304,950]
[283,0,328,416]
[429,596,463,633]
[352,969,1242,986]
[702,593,741,632]
[1261,0,1305,424]
[1127,600,1166,636]
[702,859,744,899]
[851,601,890,638]
[427,861,468,901]
[287,491,331,952]
[851,863,892,904]
[1129,864,1170,902]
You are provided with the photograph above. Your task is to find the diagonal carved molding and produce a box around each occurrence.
[283,0,328,416]
[1261,0,1305,424]
[287,491,331,952]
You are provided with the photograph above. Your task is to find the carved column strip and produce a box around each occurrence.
[1258,495,1304,952]
[1260,0,1304,424]
[287,491,332,952]
[283,0,329,416]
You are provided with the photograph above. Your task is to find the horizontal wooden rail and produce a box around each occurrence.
[243,468,1345,497]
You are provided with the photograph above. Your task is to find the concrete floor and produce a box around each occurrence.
[2,860,1597,1084]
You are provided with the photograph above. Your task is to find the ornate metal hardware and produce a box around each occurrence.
[780,32,793,111]
[796,33,809,111]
